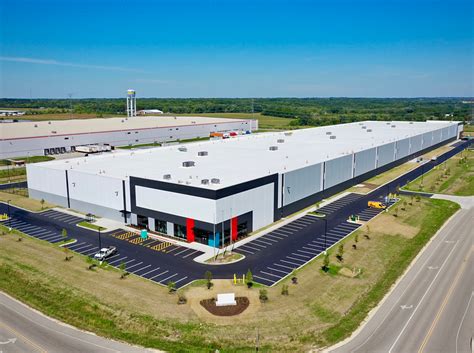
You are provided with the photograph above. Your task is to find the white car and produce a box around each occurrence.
[93,246,117,261]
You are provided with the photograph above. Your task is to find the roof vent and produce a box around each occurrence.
[330,135,337,139]
[391,125,396,128]
[182,161,195,167]
[198,151,208,156]
[409,122,414,124]
[269,146,278,151]
[284,132,293,136]
[277,139,285,143]
[326,131,332,135]
[367,129,372,132]
[178,147,187,152]
[362,126,367,129]
[163,174,171,180]
[48,121,51,124]
[211,178,220,184]
[201,179,209,185]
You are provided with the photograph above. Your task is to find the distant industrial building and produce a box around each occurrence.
[0,116,257,158]
[0,110,26,117]
[138,109,164,115]
[27,120,462,247]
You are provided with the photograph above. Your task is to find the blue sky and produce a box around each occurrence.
[0,0,472,98]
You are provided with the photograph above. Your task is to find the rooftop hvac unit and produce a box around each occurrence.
[391,125,396,128]
[326,131,332,135]
[330,135,337,139]
[284,132,293,136]
[362,126,367,129]
[163,174,171,180]
[367,129,372,132]
[269,146,278,151]
[182,161,195,167]
[211,178,220,184]
[201,179,209,185]
[277,139,285,143]
[178,147,187,152]
[198,151,208,156]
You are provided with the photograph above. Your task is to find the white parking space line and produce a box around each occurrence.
[17,225,38,231]
[273,263,295,271]
[126,261,143,270]
[297,249,317,256]
[246,242,267,249]
[252,238,274,246]
[182,250,199,258]
[109,256,128,265]
[71,243,95,252]
[174,276,188,285]
[326,234,345,240]
[260,271,282,279]
[82,248,99,256]
[160,273,178,283]
[258,236,278,243]
[306,244,323,250]
[267,267,288,275]
[106,254,120,261]
[281,259,301,267]
[286,256,306,263]
[122,259,136,266]
[291,252,311,259]
[174,248,192,256]
[68,241,85,249]
[253,274,275,284]
[28,229,48,236]
[273,228,293,235]
[235,247,256,255]
[149,270,169,280]
[271,231,289,237]
[283,225,303,231]
[141,267,161,277]
[131,264,151,274]
[264,234,284,240]
[38,234,62,241]
[165,246,180,254]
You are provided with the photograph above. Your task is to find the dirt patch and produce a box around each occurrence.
[368,211,419,238]
[200,297,249,316]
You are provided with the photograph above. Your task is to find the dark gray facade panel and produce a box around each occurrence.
[422,132,433,149]
[324,154,353,189]
[410,135,423,153]
[283,163,322,206]
[396,138,410,159]
[354,147,376,177]
[376,142,395,167]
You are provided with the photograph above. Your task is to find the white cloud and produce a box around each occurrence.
[0,56,144,73]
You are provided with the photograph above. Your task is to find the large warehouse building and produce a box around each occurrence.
[27,120,462,247]
[0,116,257,158]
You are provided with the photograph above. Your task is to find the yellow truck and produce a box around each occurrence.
[368,201,387,209]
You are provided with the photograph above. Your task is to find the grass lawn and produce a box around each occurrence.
[0,194,460,352]
[77,221,106,231]
[463,124,474,137]
[177,112,297,130]
[404,150,474,196]
[0,189,53,211]
[0,167,26,181]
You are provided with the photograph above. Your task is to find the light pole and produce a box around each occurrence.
[7,199,12,231]
[322,217,328,251]
[98,227,102,250]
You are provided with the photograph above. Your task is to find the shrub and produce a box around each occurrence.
[167,281,176,293]
[259,289,268,302]
[205,270,213,289]
[322,253,330,272]
[281,284,289,296]
[245,269,253,288]
[177,292,187,304]
[336,243,344,262]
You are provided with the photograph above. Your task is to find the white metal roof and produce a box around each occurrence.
[33,120,459,189]
[1,116,245,140]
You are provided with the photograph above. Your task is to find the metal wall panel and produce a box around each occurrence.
[26,164,67,197]
[422,132,433,149]
[432,129,442,145]
[354,148,376,177]
[377,142,395,167]
[396,138,410,159]
[324,154,353,189]
[283,163,322,206]
[410,135,423,153]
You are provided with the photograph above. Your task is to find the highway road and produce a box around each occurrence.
[329,196,473,353]
[0,291,155,353]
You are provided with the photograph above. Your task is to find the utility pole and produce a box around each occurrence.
[7,200,12,231]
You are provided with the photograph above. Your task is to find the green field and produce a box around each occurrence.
[404,150,474,196]
[0,195,460,352]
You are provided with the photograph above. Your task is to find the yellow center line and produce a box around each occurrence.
[0,320,48,353]
[418,246,473,353]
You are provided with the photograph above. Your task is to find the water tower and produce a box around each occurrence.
[126,89,136,117]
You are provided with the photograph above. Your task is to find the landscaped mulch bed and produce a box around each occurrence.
[200,297,249,316]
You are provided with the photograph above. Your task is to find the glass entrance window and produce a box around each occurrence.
[174,224,186,239]
[238,222,248,238]
[155,219,167,234]
[137,215,148,228]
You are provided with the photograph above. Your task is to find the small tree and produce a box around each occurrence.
[167,281,176,293]
[259,289,268,302]
[177,291,187,304]
[416,195,421,202]
[205,270,213,289]
[291,270,298,284]
[64,246,73,261]
[40,198,45,210]
[322,253,330,272]
[281,284,289,296]
[393,207,399,217]
[336,243,344,262]
[119,261,127,279]
[409,195,414,206]
[353,234,359,250]
[245,269,253,288]
[61,228,67,242]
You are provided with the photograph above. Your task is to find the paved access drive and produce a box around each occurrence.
[0,291,153,353]
[330,202,473,353]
